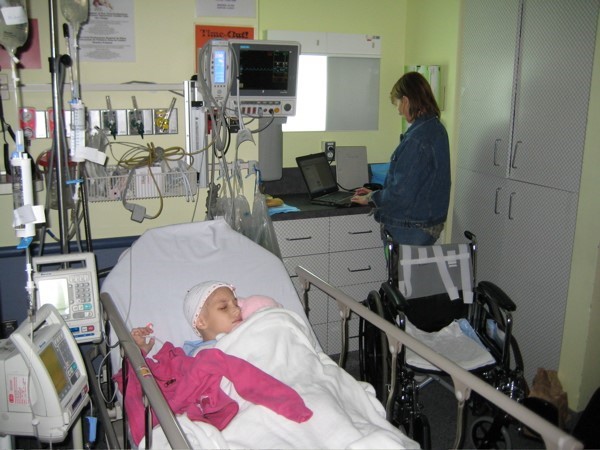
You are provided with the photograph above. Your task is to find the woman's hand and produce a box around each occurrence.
[132,325,155,355]
[351,187,372,205]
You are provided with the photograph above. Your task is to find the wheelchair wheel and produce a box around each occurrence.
[409,414,432,450]
[359,290,389,403]
[470,416,511,449]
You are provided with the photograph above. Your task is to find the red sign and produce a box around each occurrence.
[195,25,254,50]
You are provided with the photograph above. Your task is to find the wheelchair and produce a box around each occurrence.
[358,230,529,449]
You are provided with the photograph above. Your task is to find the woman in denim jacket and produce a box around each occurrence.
[352,72,450,245]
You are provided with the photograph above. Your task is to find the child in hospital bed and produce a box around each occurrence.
[131,280,281,355]
[123,281,308,445]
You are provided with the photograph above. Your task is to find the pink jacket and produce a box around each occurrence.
[114,342,312,445]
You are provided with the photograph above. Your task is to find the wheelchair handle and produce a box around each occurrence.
[464,230,477,243]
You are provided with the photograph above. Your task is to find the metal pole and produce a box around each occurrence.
[48,0,70,254]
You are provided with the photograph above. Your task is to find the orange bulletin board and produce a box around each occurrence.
[195,25,254,70]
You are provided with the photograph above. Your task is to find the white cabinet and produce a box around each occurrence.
[458,0,597,192]
[456,0,520,179]
[274,214,385,355]
[453,169,579,375]
[453,0,598,382]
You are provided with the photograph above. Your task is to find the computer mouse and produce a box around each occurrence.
[363,183,382,191]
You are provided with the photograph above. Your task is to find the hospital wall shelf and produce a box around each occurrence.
[18,82,183,93]
[85,165,197,202]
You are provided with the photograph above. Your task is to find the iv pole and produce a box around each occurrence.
[48,0,71,254]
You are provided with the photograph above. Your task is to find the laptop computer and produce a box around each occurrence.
[296,153,354,207]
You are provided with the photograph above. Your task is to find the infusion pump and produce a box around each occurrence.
[32,252,102,344]
[0,304,90,442]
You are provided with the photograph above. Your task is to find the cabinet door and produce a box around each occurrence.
[497,180,578,380]
[454,169,579,381]
[452,168,508,284]
[510,0,599,191]
[456,0,521,176]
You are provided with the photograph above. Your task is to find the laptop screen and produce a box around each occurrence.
[296,153,338,198]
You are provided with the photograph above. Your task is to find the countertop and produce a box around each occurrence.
[268,193,373,221]
[263,167,373,221]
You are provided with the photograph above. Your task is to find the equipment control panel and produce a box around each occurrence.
[32,252,102,344]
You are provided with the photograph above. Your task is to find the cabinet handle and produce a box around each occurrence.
[493,139,501,166]
[511,140,522,169]
[347,265,372,273]
[508,192,516,220]
[348,230,373,235]
[494,187,502,214]
[286,236,312,241]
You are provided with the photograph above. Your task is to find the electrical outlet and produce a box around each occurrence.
[323,141,336,162]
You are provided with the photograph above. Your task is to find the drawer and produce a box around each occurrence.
[329,248,386,286]
[289,275,329,326]
[283,254,329,325]
[282,254,329,281]
[274,217,329,257]
[329,215,381,252]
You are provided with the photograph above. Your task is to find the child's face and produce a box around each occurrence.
[195,287,242,340]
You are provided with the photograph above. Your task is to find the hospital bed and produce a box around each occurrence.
[94,219,582,449]
[96,219,416,449]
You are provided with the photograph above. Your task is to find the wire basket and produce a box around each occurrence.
[86,165,197,202]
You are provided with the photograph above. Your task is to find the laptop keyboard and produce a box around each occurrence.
[320,191,354,203]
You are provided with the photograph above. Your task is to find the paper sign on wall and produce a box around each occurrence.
[196,0,256,18]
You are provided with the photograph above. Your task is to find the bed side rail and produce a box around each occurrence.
[295,266,582,450]
[100,292,191,449]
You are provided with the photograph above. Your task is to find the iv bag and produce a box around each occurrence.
[0,0,28,55]
[60,0,89,31]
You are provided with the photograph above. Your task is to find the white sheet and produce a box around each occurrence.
[405,319,495,371]
[147,308,418,449]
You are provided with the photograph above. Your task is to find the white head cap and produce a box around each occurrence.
[183,281,235,337]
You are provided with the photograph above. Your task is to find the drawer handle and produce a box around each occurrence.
[348,230,373,235]
[347,265,372,273]
[286,236,313,241]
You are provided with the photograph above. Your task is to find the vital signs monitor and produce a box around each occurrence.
[228,39,300,117]
[0,304,90,442]
[197,39,300,117]
[32,252,102,344]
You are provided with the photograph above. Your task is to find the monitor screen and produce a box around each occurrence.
[39,344,68,398]
[37,278,70,317]
[213,49,227,84]
[230,40,299,98]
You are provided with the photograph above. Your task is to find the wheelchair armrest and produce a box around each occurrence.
[477,281,516,312]
[380,281,409,311]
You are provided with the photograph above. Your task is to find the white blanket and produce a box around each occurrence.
[147,308,418,449]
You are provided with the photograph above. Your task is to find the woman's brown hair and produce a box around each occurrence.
[390,71,440,121]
